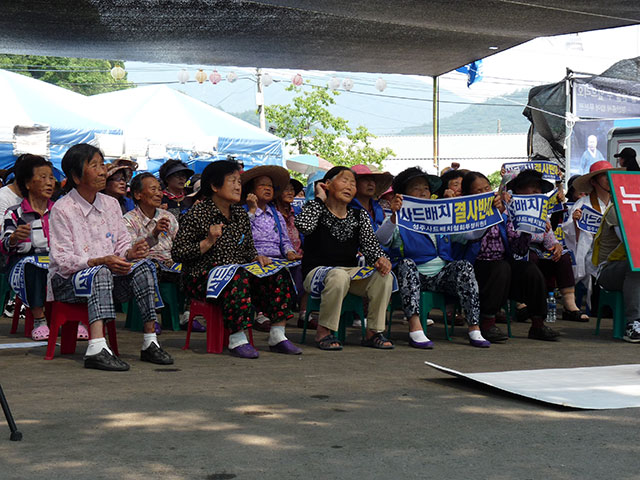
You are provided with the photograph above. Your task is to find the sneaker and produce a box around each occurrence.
[3,298,15,318]
[623,321,640,343]
[253,313,271,332]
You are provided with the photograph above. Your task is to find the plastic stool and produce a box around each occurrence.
[595,288,626,340]
[125,282,183,332]
[385,291,405,337]
[420,291,455,340]
[301,293,366,344]
[182,299,254,354]
[45,302,119,360]
[10,297,34,338]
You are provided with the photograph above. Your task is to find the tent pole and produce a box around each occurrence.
[564,68,572,189]
[433,76,440,173]
[257,68,266,130]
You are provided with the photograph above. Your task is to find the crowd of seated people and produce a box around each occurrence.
[1,143,638,372]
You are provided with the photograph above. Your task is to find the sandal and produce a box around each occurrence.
[562,310,589,322]
[77,324,89,340]
[361,332,394,349]
[315,334,342,351]
[31,324,50,341]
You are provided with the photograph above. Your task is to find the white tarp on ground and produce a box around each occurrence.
[426,361,640,410]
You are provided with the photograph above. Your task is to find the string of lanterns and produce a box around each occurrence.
[110,65,388,92]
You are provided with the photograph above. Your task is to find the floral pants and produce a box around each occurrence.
[395,257,480,326]
[186,267,294,333]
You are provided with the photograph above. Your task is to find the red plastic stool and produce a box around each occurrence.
[45,302,119,360]
[182,299,254,354]
[10,297,33,338]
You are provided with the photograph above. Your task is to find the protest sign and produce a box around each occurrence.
[506,192,552,234]
[397,192,502,235]
[576,205,603,234]
[503,160,561,182]
[608,171,640,271]
[9,255,49,307]
[308,265,398,299]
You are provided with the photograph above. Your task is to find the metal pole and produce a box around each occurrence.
[433,76,439,172]
[564,68,573,190]
[0,385,22,441]
[256,68,266,130]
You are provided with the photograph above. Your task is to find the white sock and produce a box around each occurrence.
[180,310,190,325]
[228,331,248,350]
[468,330,486,342]
[409,330,431,343]
[33,317,46,328]
[268,326,287,346]
[142,333,159,350]
[86,337,112,356]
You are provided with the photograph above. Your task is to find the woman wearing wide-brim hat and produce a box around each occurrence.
[242,165,302,334]
[563,160,615,285]
[103,157,138,214]
[349,164,394,231]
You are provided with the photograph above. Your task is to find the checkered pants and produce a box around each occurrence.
[51,263,158,325]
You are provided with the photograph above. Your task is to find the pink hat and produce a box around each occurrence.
[351,164,393,198]
[573,161,614,194]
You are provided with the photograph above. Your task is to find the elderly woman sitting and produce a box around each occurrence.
[243,165,303,331]
[103,158,137,214]
[295,166,394,351]
[50,143,173,371]
[172,160,301,358]
[0,155,68,341]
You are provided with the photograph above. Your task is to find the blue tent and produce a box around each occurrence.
[90,85,284,174]
[0,69,121,176]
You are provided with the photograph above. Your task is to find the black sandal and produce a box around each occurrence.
[316,334,343,351]
[562,310,590,322]
[361,332,394,349]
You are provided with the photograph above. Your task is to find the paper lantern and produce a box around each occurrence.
[177,69,189,84]
[110,65,125,81]
[195,69,207,84]
[209,70,221,84]
[226,71,238,83]
[328,77,341,90]
[262,72,273,87]
[292,73,303,86]
[375,77,387,92]
[342,78,354,91]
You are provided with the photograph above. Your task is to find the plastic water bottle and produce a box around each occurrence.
[547,291,556,323]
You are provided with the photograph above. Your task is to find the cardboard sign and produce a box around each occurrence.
[608,171,640,271]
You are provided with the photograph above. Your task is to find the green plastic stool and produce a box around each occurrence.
[125,282,183,332]
[420,290,455,340]
[385,291,404,337]
[301,293,366,344]
[595,288,625,340]
[499,299,516,338]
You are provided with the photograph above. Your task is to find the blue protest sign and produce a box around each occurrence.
[397,192,503,235]
[308,266,398,299]
[9,255,49,307]
[503,161,561,182]
[158,262,182,274]
[576,205,603,234]
[72,266,105,297]
[506,193,551,234]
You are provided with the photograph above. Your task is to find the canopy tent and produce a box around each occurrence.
[523,56,640,173]
[1,1,638,77]
[89,85,284,173]
[0,69,121,175]
[286,154,333,175]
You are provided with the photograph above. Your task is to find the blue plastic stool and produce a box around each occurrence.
[301,293,366,344]
[595,288,625,340]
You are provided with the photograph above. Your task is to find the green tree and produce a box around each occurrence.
[488,170,502,189]
[265,84,393,171]
[0,54,133,95]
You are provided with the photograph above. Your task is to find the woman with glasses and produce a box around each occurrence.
[103,158,137,215]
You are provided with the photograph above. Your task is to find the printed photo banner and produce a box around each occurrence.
[503,160,562,182]
[72,259,164,308]
[506,192,553,234]
[576,205,603,234]
[9,255,49,307]
[206,259,301,299]
[308,265,398,299]
[397,192,503,235]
